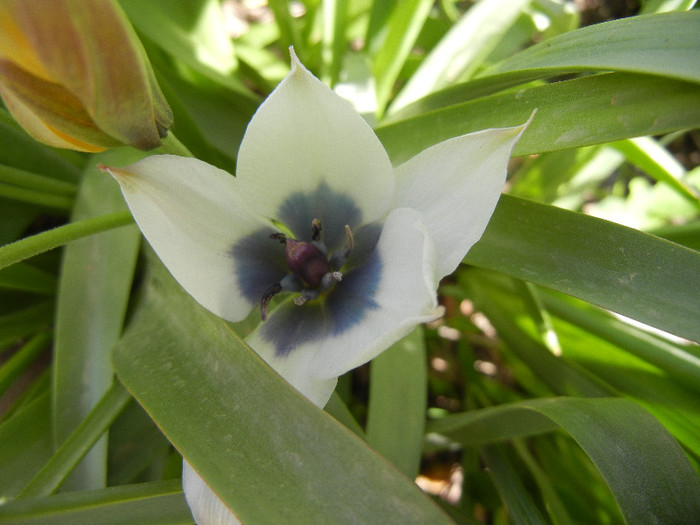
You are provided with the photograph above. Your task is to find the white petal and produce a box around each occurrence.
[183,462,241,525]
[103,155,272,321]
[235,50,395,236]
[246,207,442,390]
[393,120,530,280]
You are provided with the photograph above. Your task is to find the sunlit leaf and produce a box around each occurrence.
[429,397,700,524]
[465,195,700,343]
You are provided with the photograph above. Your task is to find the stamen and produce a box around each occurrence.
[344,225,354,252]
[260,220,351,320]
[270,232,287,244]
[321,271,343,290]
[261,283,282,321]
[294,288,319,306]
[338,225,354,260]
[311,218,322,241]
[330,225,355,269]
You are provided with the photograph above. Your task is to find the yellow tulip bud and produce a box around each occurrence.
[0,0,173,152]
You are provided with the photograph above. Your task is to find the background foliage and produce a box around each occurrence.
[1,0,699,523]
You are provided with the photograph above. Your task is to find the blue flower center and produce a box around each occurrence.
[260,218,354,320]
[230,183,383,356]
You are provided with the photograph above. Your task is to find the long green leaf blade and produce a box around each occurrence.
[112,260,454,525]
[389,0,530,113]
[486,11,700,84]
[18,383,131,499]
[0,391,52,500]
[430,397,700,524]
[482,444,548,525]
[366,327,427,479]
[53,153,141,490]
[377,72,700,164]
[0,480,191,525]
[465,195,700,343]
[371,0,433,114]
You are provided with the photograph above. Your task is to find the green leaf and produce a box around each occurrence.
[18,382,131,499]
[651,219,700,251]
[120,0,240,84]
[268,0,304,58]
[610,137,700,210]
[385,11,700,123]
[319,0,346,87]
[465,195,700,343]
[462,268,700,456]
[371,0,434,113]
[0,109,82,184]
[540,290,700,393]
[0,480,192,525]
[366,327,426,479]
[459,269,610,398]
[377,72,700,164]
[107,400,174,486]
[324,392,364,438]
[0,183,73,211]
[481,444,548,525]
[0,164,77,196]
[430,397,700,524]
[0,197,38,247]
[541,297,700,456]
[0,391,52,500]
[364,0,397,53]
[0,332,51,399]
[149,73,239,173]
[428,402,560,446]
[511,440,576,525]
[0,164,76,210]
[0,263,56,295]
[389,0,530,113]
[52,152,141,491]
[640,0,697,13]
[0,301,53,351]
[112,259,454,525]
[486,11,700,84]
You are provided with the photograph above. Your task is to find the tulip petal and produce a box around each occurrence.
[236,49,395,237]
[103,156,272,322]
[3,0,172,150]
[0,86,103,152]
[0,3,51,80]
[0,61,121,151]
[246,207,442,394]
[393,120,531,279]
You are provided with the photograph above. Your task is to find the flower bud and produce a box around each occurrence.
[0,0,173,152]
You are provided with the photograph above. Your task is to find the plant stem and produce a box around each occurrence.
[0,211,134,271]
[154,132,193,157]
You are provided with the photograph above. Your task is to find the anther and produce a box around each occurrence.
[294,288,319,306]
[320,271,342,290]
[261,283,282,321]
[270,232,287,244]
[260,220,350,321]
[343,225,354,255]
[311,218,322,241]
[331,225,355,268]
